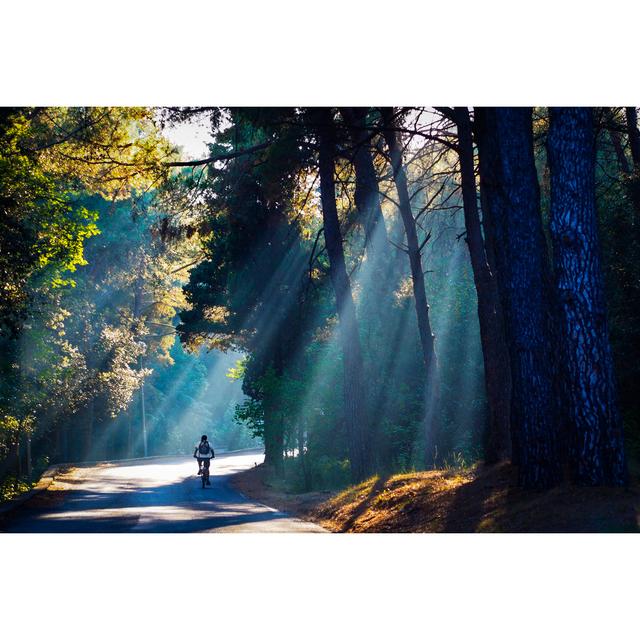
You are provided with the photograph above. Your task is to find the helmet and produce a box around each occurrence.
[201,435,208,441]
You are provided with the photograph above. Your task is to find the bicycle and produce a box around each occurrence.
[201,460,211,489]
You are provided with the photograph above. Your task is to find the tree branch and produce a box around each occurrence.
[164,141,272,167]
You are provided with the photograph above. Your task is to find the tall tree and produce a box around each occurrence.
[547,107,627,486]
[380,107,440,463]
[177,110,309,473]
[475,107,561,489]
[451,107,512,463]
[625,107,640,170]
[315,107,370,482]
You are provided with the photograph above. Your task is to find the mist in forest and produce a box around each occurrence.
[1,106,636,500]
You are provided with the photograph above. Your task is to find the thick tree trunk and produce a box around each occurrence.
[454,107,512,463]
[380,107,440,464]
[316,107,371,483]
[547,107,627,486]
[475,107,561,489]
[478,169,513,459]
[263,421,276,468]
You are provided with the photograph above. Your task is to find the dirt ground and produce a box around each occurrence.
[231,462,640,533]
[231,464,333,522]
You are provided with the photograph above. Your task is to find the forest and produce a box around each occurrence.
[1,106,638,505]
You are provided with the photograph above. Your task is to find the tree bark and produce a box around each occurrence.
[547,107,627,486]
[454,107,512,463]
[315,107,371,482]
[475,107,561,489]
[380,107,440,464]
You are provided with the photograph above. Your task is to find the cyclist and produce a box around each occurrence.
[194,435,215,485]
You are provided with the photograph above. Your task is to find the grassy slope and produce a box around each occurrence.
[232,462,640,533]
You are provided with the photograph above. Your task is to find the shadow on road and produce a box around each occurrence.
[0,452,314,533]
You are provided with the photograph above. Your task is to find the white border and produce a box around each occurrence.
[1,1,638,636]
[0,534,638,639]
[1,0,639,105]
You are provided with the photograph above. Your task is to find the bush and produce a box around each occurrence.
[308,455,351,490]
[0,476,33,502]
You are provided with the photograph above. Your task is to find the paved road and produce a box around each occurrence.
[1,451,325,533]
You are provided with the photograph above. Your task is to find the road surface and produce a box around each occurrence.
[1,450,326,533]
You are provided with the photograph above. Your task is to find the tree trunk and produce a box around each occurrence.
[140,382,147,457]
[127,407,134,458]
[622,107,640,226]
[339,107,399,468]
[475,107,561,489]
[547,107,627,486]
[625,107,640,169]
[15,439,22,478]
[262,339,286,474]
[26,435,32,477]
[380,107,440,464]
[477,164,514,460]
[315,107,371,483]
[603,108,631,175]
[263,403,284,474]
[54,419,62,462]
[62,419,69,462]
[454,107,512,463]
[84,399,94,461]
[132,270,148,459]
[339,107,389,257]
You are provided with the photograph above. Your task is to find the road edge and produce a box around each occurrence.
[229,464,333,531]
[0,463,68,516]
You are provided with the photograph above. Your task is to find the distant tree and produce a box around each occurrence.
[448,106,512,463]
[314,107,371,482]
[380,107,440,464]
